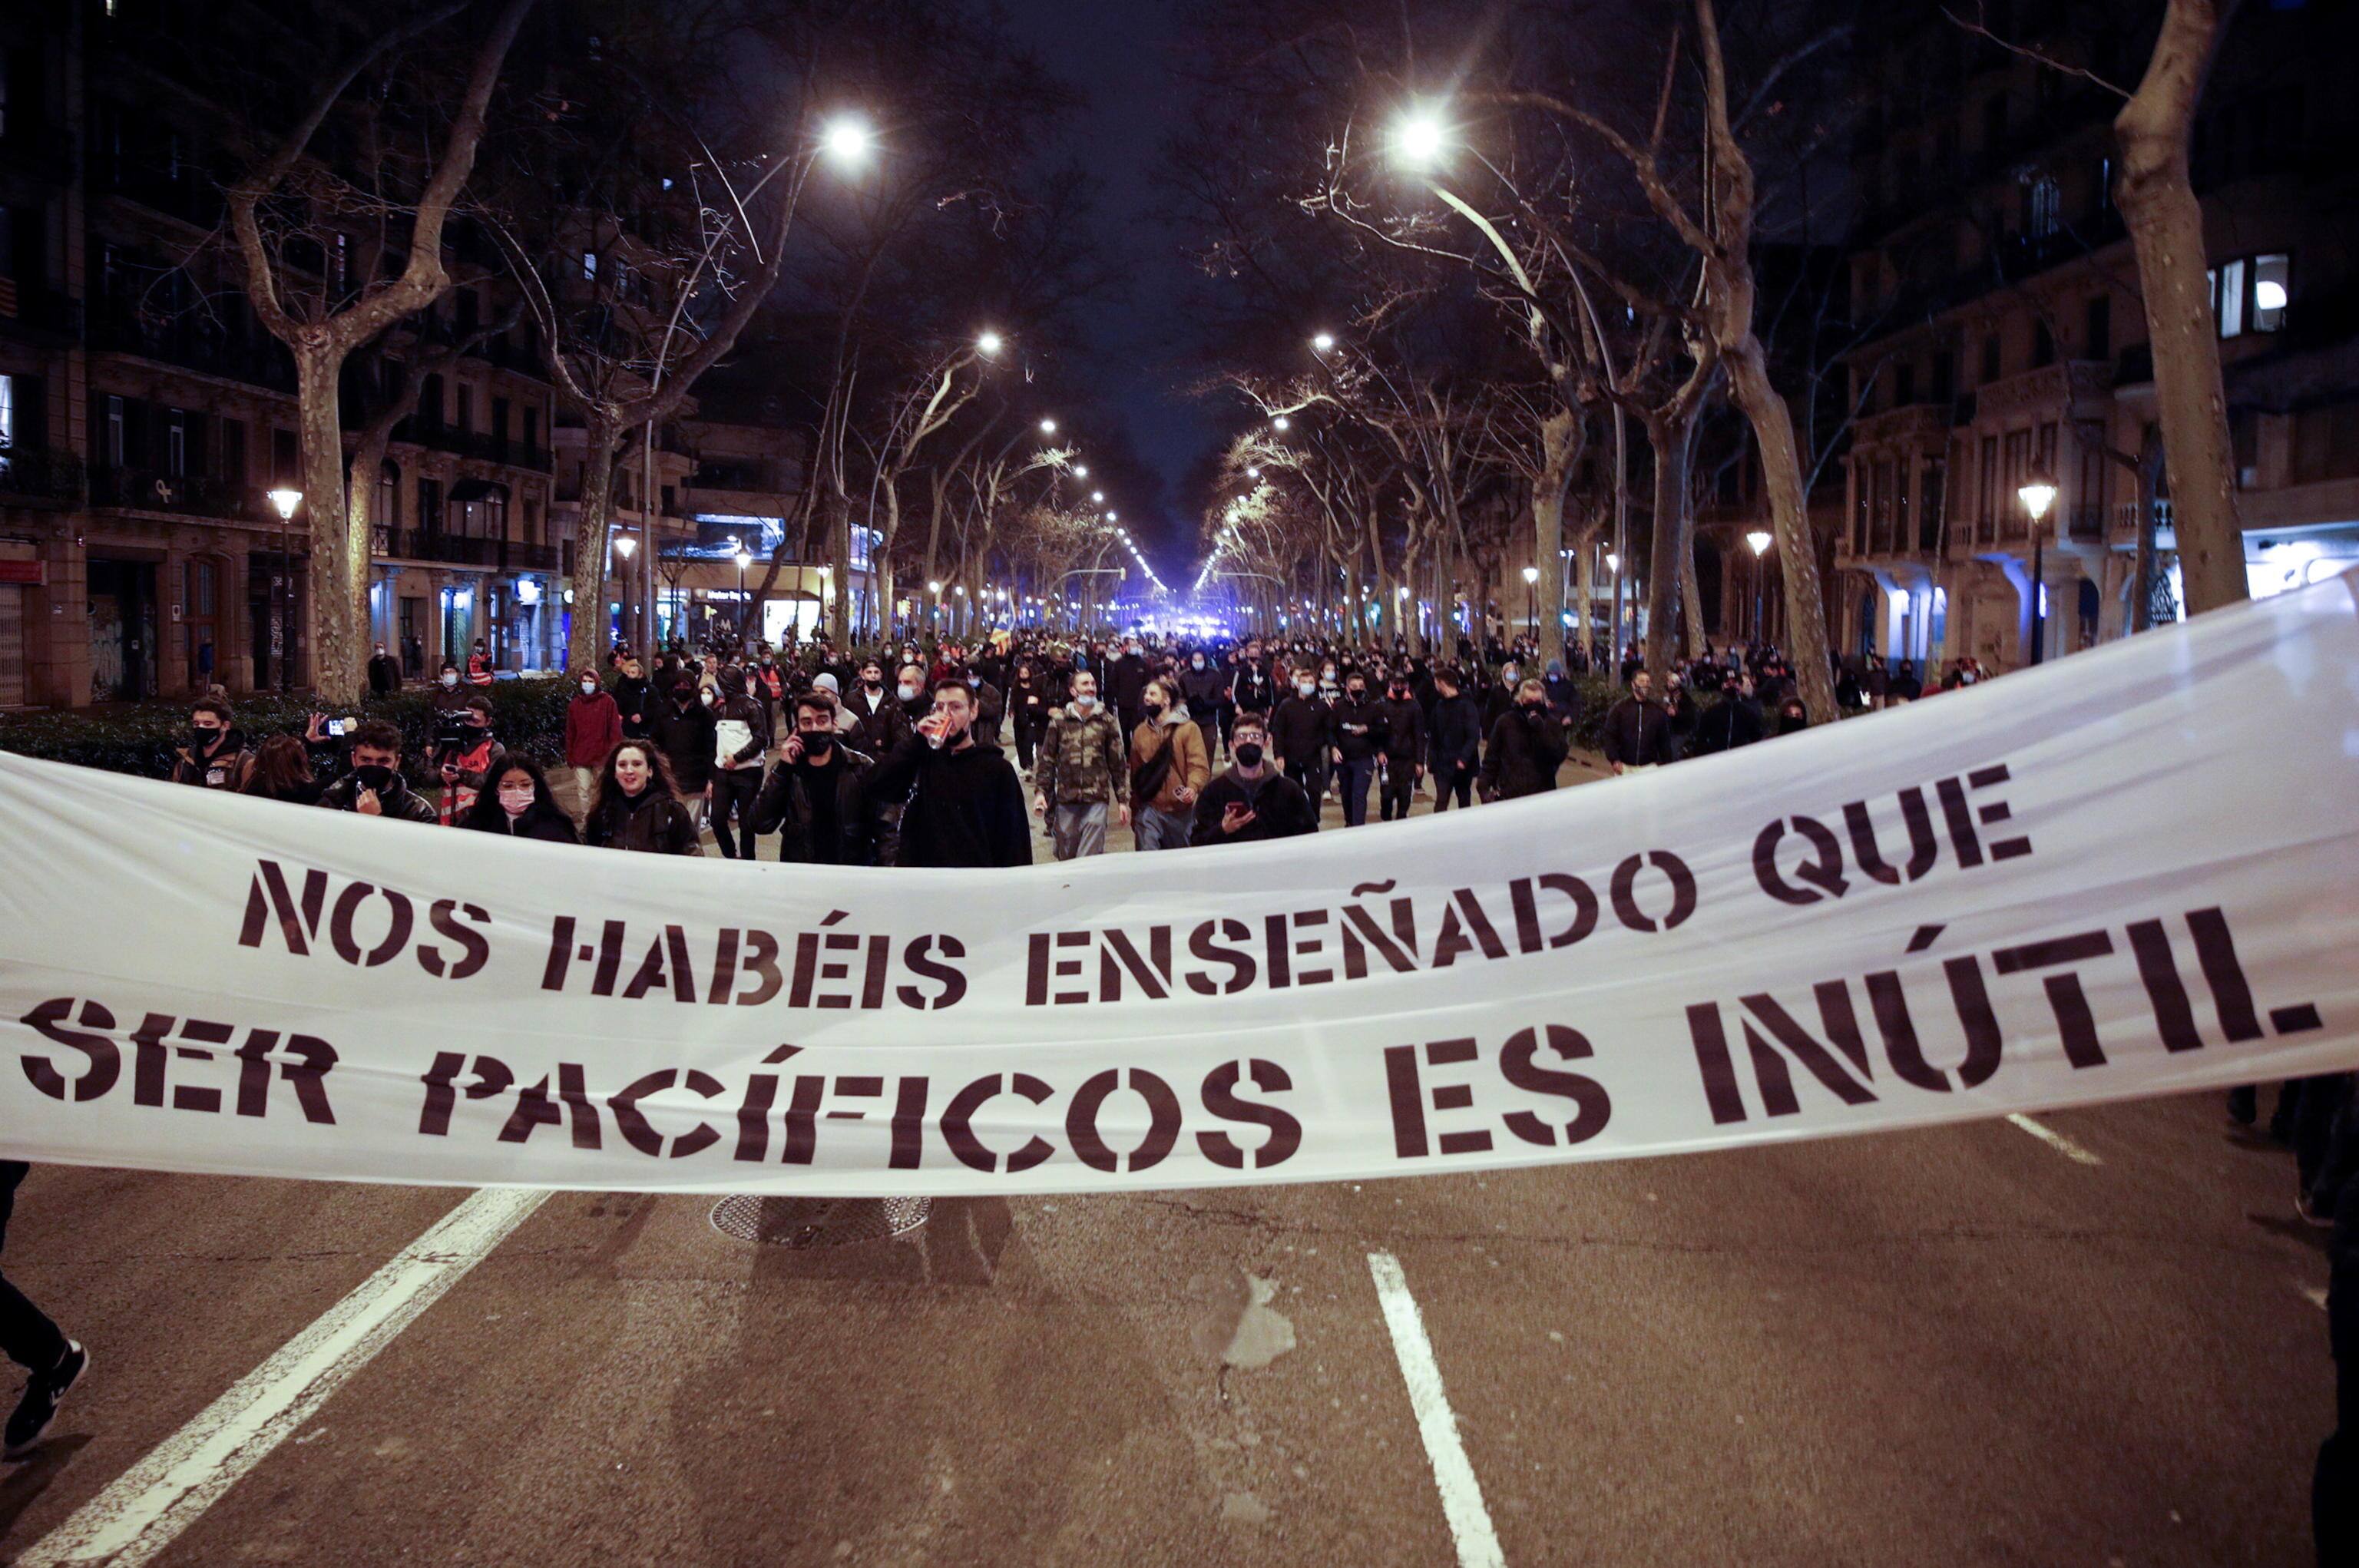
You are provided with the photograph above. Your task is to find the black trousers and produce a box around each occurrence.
[0,1163,65,1374]
[1215,706,1235,757]
[1380,757,1418,820]
[709,769,762,860]
[1432,764,1475,811]
[2318,1163,2359,1566]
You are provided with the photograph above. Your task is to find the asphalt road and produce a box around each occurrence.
[0,746,2337,1566]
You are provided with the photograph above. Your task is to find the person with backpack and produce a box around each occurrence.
[1129,675,1210,852]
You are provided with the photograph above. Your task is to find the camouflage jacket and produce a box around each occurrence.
[1033,702,1126,805]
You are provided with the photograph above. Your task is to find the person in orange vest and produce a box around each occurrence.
[465,640,495,686]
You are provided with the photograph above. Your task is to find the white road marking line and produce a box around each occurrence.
[2303,1285,2329,1312]
[1366,1252,1506,1568]
[19,1188,546,1568]
[2005,1113,2103,1166]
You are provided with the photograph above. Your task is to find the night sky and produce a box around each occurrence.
[998,0,1214,578]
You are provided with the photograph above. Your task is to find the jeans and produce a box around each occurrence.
[1380,758,1418,821]
[709,768,762,860]
[1434,765,1474,812]
[1052,802,1109,860]
[0,1163,66,1374]
[1136,804,1193,852]
[1335,756,1375,826]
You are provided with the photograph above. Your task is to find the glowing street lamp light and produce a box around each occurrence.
[2017,476,2057,524]
[1090,491,1104,504]
[266,488,303,694]
[1074,465,1088,478]
[1394,106,1450,169]
[820,116,875,166]
[1271,415,1291,432]
[2020,470,2060,666]
[612,533,637,560]
[1311,332,1335,352]
[267,488,303,521]
[1039,417,1058,435]
[1746,530,1773,557]
[976,329,1004,356]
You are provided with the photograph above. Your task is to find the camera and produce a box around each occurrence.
[433,712,475,762]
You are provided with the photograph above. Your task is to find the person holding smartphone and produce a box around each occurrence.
[1190,713,1316,845]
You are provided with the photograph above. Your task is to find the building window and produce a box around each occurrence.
[456,384,474,435]
[1920,459,1946,552]
[419,477,443,534]
[1932,352,1955,404]
[1977,436,1999,542]
[0,373,14,452]
[272,428,298,486]
[106,395,126,466]
[2031,319,2056,368]
[2027,175,2060,239]
[1894,363,1916,406]
[2251,254,2289,332]
[166,409,187,477]
[2084,295,2112,362]
[581,251,598,280]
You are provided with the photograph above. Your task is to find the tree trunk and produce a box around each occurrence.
[293,346,356,700]
[1642,406,1696,690]
[1680,543,1707,657]
[564,420,620,675]
[1724,340,1838,721]
[1534,409,1577,673]
[2115,0,2247,617]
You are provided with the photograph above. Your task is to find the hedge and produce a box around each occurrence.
[0,677,573,789]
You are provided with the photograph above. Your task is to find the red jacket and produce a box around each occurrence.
[565,690,624,767]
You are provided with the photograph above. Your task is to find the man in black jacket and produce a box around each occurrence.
[1180,652,1230,758]
[1378,673,1428,822]
[1103,638,1150,738]
[1191,714,1318,845]
[366,642,403,696]
[751,694,880,865]
[707,666,773,859]
[1603,670,1673,774]
[1269,669,1335,804]
[1231,643,1276,732]
[1328,674,1385,827]
[1428,668,1483,812]
[316,722,439,822]
[1480,677,1570,801]
[650,680,720,804]
[863,680,1032,867]
[1690,674,1767,755]
[840,658,911,757]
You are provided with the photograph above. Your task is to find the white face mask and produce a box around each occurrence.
[1074,693,1098,712]
[898,682,920,702]
[580,680,598,695]
[440,672,459,689]
[1295,679,1315,695]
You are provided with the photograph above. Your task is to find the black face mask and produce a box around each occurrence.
[1143,700,1164,717]
[352,763,396,792]
[799,734,833,759]
[191,727,222,752]
[1346,689,1365,702]
[1233,741,1265,768]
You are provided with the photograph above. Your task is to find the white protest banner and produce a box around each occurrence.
[2,577,2355,1195]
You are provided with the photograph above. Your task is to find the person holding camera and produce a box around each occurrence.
[316,722,438,822]
[435,696,504,826]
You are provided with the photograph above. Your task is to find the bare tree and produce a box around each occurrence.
[224,0,536,699]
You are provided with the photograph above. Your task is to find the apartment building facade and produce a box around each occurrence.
[0,0,642,706]
[1835,0,2359,675]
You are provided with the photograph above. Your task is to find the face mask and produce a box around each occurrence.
[1295,680,1315,696]
[1233,741,1264,768]
[700,690,715,706]
[800,733,833,758]
[897,682,920,702]
[1074,694,1098,713]
[863,674,882,689]
[441,673,459,689]
[581,680,599,696]
[352,764,395,793]
[1191,657,1205,670]
[498,786,535,814]
[1346,688,1365,701]
[1143,700,1164,717]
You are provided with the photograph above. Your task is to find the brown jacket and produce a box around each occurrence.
[1129,705,1212,815]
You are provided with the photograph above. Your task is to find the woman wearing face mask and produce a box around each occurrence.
[564,669,624,810]
[459,758,580,843]
[583,740,703,854]
[430,662,471,713]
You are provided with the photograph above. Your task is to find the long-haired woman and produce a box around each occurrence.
[458,756,580,843]
[582,740,703,854]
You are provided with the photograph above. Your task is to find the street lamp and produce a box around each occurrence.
[976,329,1003,356]
[1521,563,1539,637]
[821,116,875,167]
[266,488,302,693]
[1271,415,1291,432]
[2020,471,2059,666]
[1395,105,1450,169]
[1745,530,1773,642]
[1074,464,1088,478]
[1039,417,1057,435]
[1312,332,1335,352]
[1090,491,1104,504]
[735,547,753,642]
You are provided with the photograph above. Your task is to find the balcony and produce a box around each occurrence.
[389,419,553,471]
[89,306,295,393]
[382,529,560,571]
[88,465,266,521]
[0,278,82,343]
[0,445,86,508]
[2064,504,2106,542]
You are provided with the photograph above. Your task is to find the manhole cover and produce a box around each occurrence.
[708,1194,931,1249]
